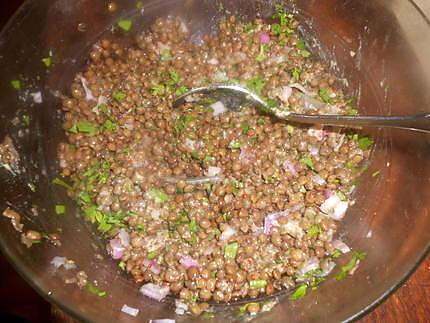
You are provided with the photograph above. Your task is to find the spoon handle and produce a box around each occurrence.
[283,113,430,133]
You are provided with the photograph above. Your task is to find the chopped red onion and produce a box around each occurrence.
[143,259,161,275]
[149,320,175,323]
[211,101,228,116]
[309,146,320,156]
[30,92,42,104]
[179,256,199,269]
[283,160,298,177]
[207,58,219,65]
[79,75,96,101]
[307,127,325,141]
[298,257,320,277]
[220,226,237,241]
[51,256,67,269]
[312,175,326,186]
[323,189,333,199]
[109,238,125,260]
[331,239,351,254]
[205,166,221,177]
[320,260,336,276]
[264,211,289,234]
[349,262,361,275]
[175,299,188,315]
[278,86,292,103]
[121,304,139,317]
[284,219,304,239]
[184,138,197,151]
[140,283,170,302]
[259,32,271,44]
[118,229,130,247]
[320,195,341,214]
[333,201,348,220]
[239,147,255,160]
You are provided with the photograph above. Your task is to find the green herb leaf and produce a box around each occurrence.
[306,224,321,238]
[358,137,374,150]
[22,114,31,126]
[336,191,347,201]
[42,57,52,67]
[174,115,194,132]
[112,91,127,102]
[229,141,242,151]
[241,121,251,135]
[69,121,98,135]
[148,189,169,203]
[86,282,107,297]
[287,124,295,135]
[332,249,342,258]
[335,251,367,280]
[101,119,118,132]
[296,39,306,49]
[345,108,359,116]
[160,49,173,61]
[136,223,145,233]
[289,284,308,300]
[151,84,166,96]
[300,49,311,58]
[300,156,314,170]
[175,86,189,97]
[147,251,158,260]
[246,75,266,95]
[119,261,126,270]
[188,219,198,233]
[55,204,66,215]
[136,1,144,9]
[290,67,302,82]
[249,280,267,289]
[11,79,21,90]
[117,19,133,32]
[224,242,239,258]
[318,88,334,104]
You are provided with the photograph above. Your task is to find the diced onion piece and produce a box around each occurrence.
[331,239,351,254]
[118,229,130,247]
[320,195,341,214]
[51,256,66,268]
[264,211,289,234]
[283,160,298,177]
[30,92,43,104]
[121,304,139,317]
[333,201,348,220]
[298,257,320,277]
[175,299,188,315]
[259,32,271,44]
[220,226,237,241]
[205,166,221,177]
[311,174,326,186]
[208,58,219,65]
[284,219,304,239]
[140,283,170,302]
[149,320,175,323]
[79,76,96,101]
[211,101,228,116]
[109,238,125,260]
[320,260,336,276]
[278,86,292,103]
[239,147,255,160]
[143,259,161,275]
[323,189,333,199]
[179,256,199,269]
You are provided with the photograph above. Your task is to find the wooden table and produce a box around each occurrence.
[0,1,429,322]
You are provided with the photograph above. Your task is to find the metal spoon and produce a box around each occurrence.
[174,84,430,133]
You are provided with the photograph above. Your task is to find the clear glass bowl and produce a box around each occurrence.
[0,0,429,322]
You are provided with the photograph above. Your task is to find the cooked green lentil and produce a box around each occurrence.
[57,11,372,305]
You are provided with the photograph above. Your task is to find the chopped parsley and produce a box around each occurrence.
[271,5,295,37]
[345,108,359,116]
[117,19,133,32]
[335,251,367,280]
[241,121,251,135]
[249,280,267,289]
[68,121,98,135]
[290,67,302,82]
[289,284,307,300]
[151,84,166,96]
[175,86,189,96]
[101,119,118,132]
[336,191,347,201]
[42,57,52,67]
[119,261,126,270]
[229,141,242,151]
[332,249,342,258]
[147,189,169,203]
[112,91,127,101]
[306,224,321,238]
[287,124,295,135]
[86,282,107,297]
[52,177,73,190]
[11,80,21,90]
[319,88,334,104]
[246,75,266,95]
[174,115,194,132]
[224,242,239,258]
[147,251,158,260]
[22,114,31,126]
[55,204,66,215]
[300,156,314,170]
[357,136,374,150]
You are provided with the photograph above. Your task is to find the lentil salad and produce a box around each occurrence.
[56,7,372,314]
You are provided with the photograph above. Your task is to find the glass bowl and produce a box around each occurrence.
[0,0,429,322]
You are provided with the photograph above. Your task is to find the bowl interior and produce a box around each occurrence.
[0,0,430,322]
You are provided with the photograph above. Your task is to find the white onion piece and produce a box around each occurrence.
[184,138,197,150]
[109,238,125,260]
[331,239,351,254]
[312,175,326,186]
[179,256,199,269]
[284,219,304,239]
[121,305,139,317]
[175,299,188,315]
[63,261,77,270]
[309,146,319,156]
[118,229,130,247]
[208,58,219,65]
[323,189,333,199]
[220,226,237,241]
[304,94,325,110]
[264,211,289,234]
[211,101,228,116]
[143,259,161,275]
[320,195,341,214]
[140,283,169,302]
[51,256,66,268]
[205,166,221,177]
[283,160,298,177]
[307,127,325,141]
[278,86,292,103]
[149,320,175,323]
[79,76,96,101]
[239,147,255,160]
[333,201,349,220]
[30,92,43,104]
[320,260,336,277]
[298,257,320,277]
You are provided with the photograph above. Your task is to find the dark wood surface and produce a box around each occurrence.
[0,1,429,322]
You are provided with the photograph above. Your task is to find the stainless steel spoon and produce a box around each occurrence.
[174,84,430,133]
